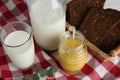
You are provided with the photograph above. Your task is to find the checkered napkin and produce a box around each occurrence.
[0,0,120,80]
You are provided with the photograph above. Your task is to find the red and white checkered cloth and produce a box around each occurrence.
[0,0,120,80]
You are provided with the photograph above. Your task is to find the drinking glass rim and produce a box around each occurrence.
[0,21,32,48]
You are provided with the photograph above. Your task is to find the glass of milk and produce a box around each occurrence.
[26,0,66,50]
[0,21,35,69]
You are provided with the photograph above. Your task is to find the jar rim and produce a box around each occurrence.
[60,30,85,52]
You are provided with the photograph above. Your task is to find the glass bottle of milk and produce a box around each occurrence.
[26,0,66,50]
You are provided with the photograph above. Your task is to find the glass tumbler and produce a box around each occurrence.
[0,21,35,69]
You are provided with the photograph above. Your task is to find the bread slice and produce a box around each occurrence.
[67,0,105,29]
[79,8,120,60]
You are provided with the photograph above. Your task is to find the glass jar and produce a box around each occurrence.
[26,0,66,50]
[58,30,88,74]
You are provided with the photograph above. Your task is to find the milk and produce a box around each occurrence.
[29,0,65,50]
[3,31,35,69]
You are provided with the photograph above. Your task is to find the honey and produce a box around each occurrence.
[58,31,88,74]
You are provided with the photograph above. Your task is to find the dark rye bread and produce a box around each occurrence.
[67,0,105,29]
[87,0,105,8]
[79,8,120,53]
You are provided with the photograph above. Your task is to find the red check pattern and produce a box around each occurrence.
[0,0,120,80]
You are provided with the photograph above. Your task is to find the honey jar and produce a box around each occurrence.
[58,30,88,74]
